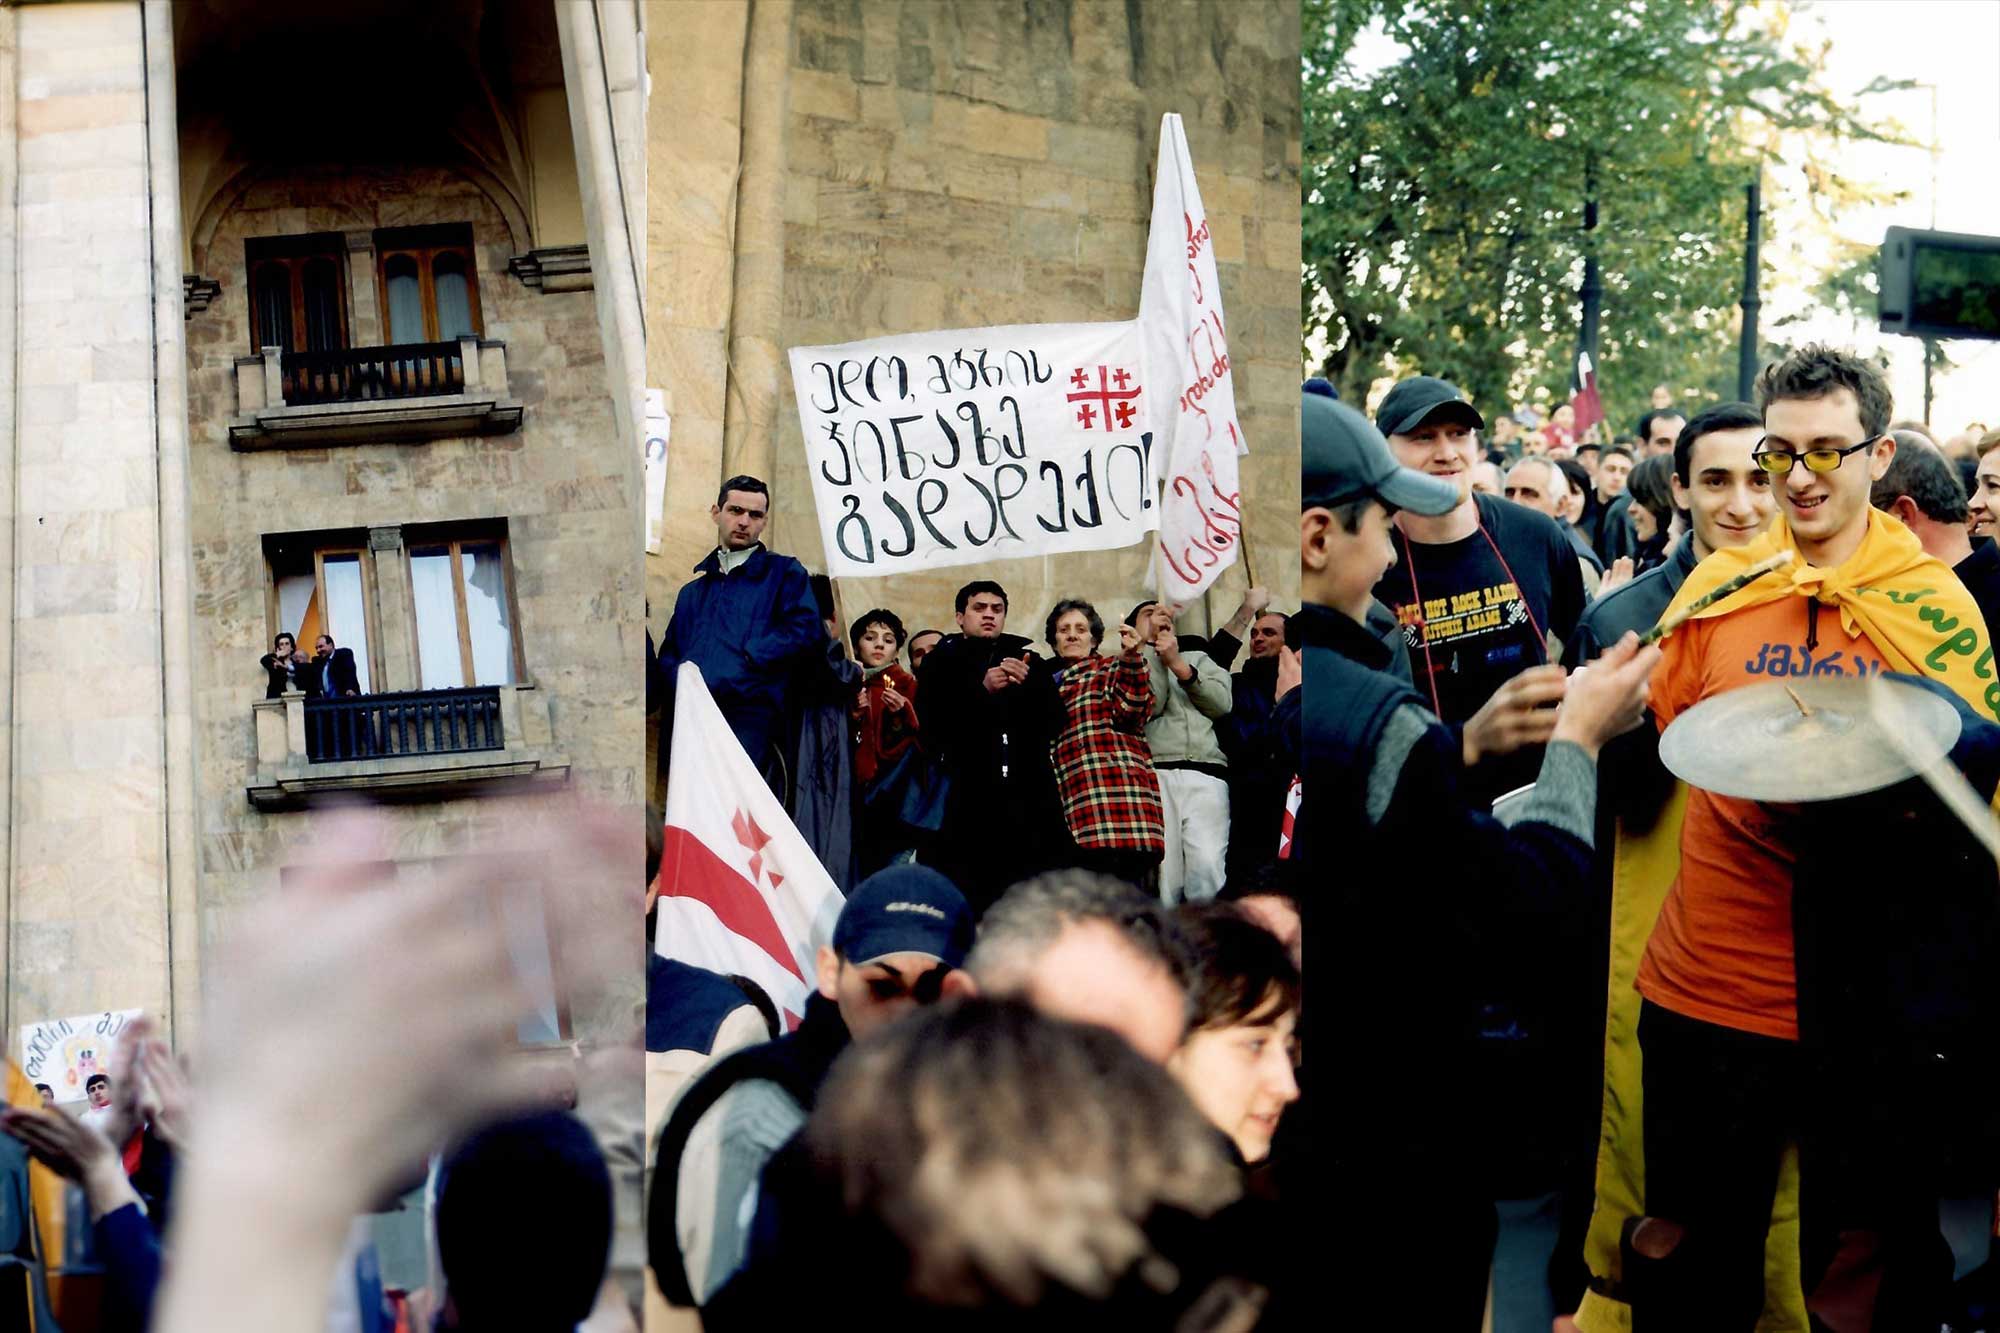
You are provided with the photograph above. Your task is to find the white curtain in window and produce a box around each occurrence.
[320,554,372,694]
[434,262,474,341]
[384,259,424,344]
[409,548,463,690]
[276,571,315,643]
[461,543,514,686]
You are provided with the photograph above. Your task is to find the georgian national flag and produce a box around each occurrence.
[654,663,842,1027]
[1571,351,1605,440]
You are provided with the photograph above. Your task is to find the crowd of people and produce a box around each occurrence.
[651,474,1302,914]
[645,477,1313,1324]
[1309,346,2000,1331]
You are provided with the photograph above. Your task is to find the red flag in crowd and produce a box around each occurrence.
[654,663,842,1027]
[1571,351,1605,439]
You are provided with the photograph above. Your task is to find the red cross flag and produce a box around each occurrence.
[655,663,842,1026]
[1141,112,1247,612]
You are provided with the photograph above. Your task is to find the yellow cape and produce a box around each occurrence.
[1576,511,1997,1333]
[4,1061,61,1327]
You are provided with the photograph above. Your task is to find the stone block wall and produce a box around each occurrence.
[182,161,642,1038]
[647,0,1300,684]
[2,1,173,1033]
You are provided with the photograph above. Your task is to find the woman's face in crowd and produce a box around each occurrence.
[1053,610,1096,662]
[1169,1001,1300,1163]
[1630,502,1659,543]
[857,622,901,668]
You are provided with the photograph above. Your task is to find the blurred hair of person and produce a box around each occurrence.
[1470,460,1504,496]
[434,1111,613,1332]
[650,866,975,1308]
[965,869,1194,1063]
[1219,866,1303,974]
[1650,384,1674,410]
[1041,600,1166,891]
[704,999,1262,1329]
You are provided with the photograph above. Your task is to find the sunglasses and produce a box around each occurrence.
[1749,436,1879,477]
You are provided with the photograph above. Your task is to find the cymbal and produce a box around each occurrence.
[1658,677,1961,803]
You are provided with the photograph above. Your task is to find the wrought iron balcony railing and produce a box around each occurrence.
[304,687,504,763]
[281,341,466,405]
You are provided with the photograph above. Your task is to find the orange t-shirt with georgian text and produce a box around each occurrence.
[1635,593,1889,1041]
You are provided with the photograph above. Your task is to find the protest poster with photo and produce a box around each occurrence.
[19,1008,141,1103]
[786,320,1159,579]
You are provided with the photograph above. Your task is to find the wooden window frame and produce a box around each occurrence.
[374,225,483,346]
[244,233,350,355]
[263,534,385,694]
[403,529,524,689]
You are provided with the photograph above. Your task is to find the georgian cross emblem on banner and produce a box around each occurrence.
[1066,365,1143,432]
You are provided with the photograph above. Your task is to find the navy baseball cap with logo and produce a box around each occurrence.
[832,864,976,968]
[1374,374,1486,437]
[1304,392,1461,516]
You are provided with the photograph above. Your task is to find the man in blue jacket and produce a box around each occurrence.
[657,476,825,786]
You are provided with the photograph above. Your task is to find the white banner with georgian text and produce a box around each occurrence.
[786,321,1160,578]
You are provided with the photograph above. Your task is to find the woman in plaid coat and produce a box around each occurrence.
[1043,598,1165,891]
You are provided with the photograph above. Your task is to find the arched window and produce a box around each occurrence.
[242,234,349,354]
[373,225,483,346]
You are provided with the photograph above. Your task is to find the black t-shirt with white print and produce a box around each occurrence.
[1371,491,1587,804]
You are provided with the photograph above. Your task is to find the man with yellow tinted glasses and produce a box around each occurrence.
[1581,345,2000,1330]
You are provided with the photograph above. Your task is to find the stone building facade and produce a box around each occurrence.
[0,0,648,1054]
[645,0,1302,796]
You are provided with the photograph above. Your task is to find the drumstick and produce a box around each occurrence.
[1865,673,2000,865]
[1639,550,1795,646]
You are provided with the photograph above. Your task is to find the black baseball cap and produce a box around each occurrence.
[1303,393,1461,515]
[1375,375,1485,437]
[832,865,975,968]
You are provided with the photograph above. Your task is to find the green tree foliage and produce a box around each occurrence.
[1304,0,1912,427]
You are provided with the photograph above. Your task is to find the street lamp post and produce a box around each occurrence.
[1738,177,1762,401]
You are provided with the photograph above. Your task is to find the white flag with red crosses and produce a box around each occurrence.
[654,664,842,1027]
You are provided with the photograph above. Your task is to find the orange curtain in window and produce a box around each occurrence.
[295,586,323,653]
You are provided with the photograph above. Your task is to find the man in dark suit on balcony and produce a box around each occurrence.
[305,634,370,758]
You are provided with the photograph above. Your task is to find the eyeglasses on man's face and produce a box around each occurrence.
[1749,436,1881,477]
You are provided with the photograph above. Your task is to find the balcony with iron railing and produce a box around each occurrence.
[247,683,568,809]
[229,336,524,450]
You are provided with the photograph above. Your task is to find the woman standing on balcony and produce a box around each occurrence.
[1042,599,1164,893]
[259,632,306,699]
